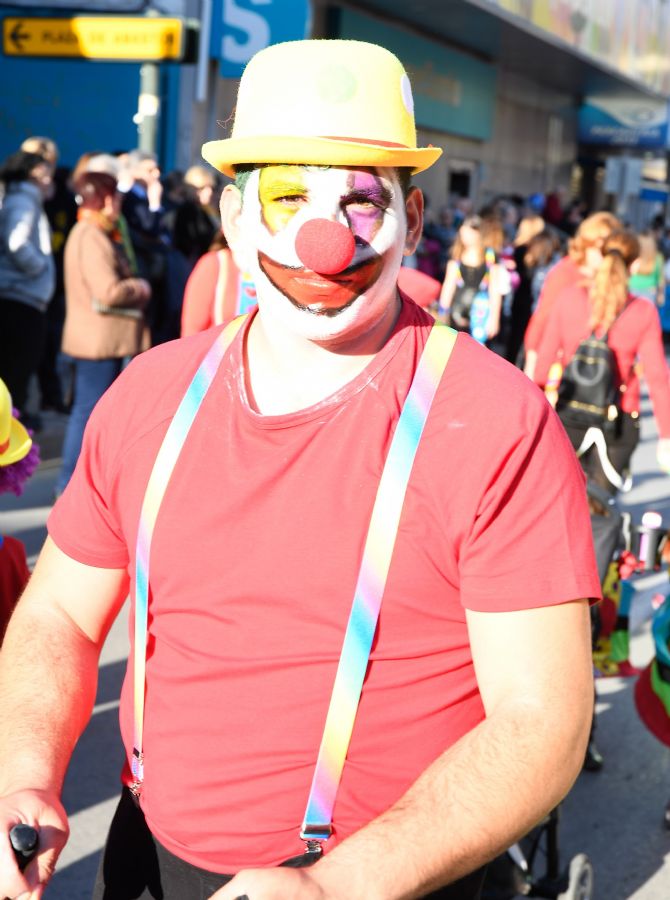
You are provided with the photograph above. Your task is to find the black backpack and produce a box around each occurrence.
[555,331,620,431]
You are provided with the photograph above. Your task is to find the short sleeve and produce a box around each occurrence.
[458,396,601,612]
[48,379,130,569]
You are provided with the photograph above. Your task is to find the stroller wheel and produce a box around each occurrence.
[557,853,594,900]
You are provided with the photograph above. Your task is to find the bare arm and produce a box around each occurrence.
[486,265,505,338]
[0,537,128,898]
[213,599,593,899]
[438,261,458,316]
[656,258,665,307]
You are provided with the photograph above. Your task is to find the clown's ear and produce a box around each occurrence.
[220,183,244,251]
[403,187,424,258]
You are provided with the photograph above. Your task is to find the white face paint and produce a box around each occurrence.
[231,165,408,342]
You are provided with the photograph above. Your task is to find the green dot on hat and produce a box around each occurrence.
[316,65,358,104]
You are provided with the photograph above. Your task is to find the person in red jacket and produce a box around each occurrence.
[524,211,620,379]
[533,229,670,492]
[180,233,257,336]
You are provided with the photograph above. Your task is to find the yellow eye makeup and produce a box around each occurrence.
[259,166,309,234]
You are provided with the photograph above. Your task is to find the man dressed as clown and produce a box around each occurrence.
[0,39,598,900]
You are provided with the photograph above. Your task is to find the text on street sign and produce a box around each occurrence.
[2,16,184,61]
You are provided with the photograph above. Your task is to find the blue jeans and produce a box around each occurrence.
[56,357,126,494]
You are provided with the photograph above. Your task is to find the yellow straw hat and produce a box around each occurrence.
[0,379,32,468]
[202,39,442,177]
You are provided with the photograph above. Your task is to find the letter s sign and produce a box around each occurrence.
[211,0,312,78]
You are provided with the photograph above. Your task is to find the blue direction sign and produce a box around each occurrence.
[210,0,311,78]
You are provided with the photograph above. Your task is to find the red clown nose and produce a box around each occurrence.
[295,218,356,275]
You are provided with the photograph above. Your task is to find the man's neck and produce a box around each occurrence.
[244,294,402,416]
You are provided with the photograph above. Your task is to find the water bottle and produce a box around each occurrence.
[634,511,665,571]
[469,291,489,344]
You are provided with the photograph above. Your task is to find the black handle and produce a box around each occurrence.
[9,824,38,871]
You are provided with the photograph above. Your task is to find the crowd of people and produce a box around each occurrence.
[0,140,231,496]
[2,129,670,500]
[0,33,668,900]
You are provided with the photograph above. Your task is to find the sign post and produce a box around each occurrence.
[2,15,198,158]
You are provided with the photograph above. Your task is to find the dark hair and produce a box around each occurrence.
[396,167,413,198]
[232,164,413,199]
[0,150,48,185]
[524,230,560,270]
[75,172,118,210]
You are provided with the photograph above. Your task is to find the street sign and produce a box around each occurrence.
[210,0,311,79]
[2,16,185,61]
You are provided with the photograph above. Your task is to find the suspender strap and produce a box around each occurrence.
[131,315,247,789]
[130,317,457,844]
[300,323,457,841]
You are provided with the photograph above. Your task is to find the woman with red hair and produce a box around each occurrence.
[56,171,151,495]
[524,211,620,378]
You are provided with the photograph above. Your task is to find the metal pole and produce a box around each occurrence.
[196,0,212,103]
[137,61,161,155]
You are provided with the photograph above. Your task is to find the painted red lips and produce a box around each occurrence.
[258,251,385,312]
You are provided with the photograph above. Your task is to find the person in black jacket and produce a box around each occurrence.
[120,151,169,343]
[171,165,220,266]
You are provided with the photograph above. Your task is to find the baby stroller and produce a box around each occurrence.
[481,807,593,899]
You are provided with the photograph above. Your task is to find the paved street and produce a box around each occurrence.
[558,393,670,900]
[0,390,669,899]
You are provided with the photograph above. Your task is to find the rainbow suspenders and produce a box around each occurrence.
[131,314,457,857]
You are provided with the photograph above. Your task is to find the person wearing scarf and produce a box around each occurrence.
[56,171,151,495]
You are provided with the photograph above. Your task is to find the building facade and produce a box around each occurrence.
[1,0,669,221]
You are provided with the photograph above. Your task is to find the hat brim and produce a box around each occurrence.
[634,662,670,747]
[202,136,442,178]
[0,418,32,468]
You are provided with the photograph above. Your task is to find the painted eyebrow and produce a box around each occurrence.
[342,184,393,205]
[261,181,309,196]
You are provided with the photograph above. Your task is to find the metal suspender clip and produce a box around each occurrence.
[299,823,330,860]
[302,840,324,861]
[130,748,144,798]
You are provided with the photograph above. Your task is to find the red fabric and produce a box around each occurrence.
[532,285,670,437]
[524,256,580,352]
[397,266,441,308]
[0,536,30,640]
[180,251,220,336]
[635,663,670,747]
[48,298,600,873]
[181,249,243,337]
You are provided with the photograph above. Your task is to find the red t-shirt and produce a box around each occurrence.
[397,266,441,308]
[48,298,600,872]
[180,250,221,336]
[533,285,670,437]
[524,256,580,352]
[181,249,251,337]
